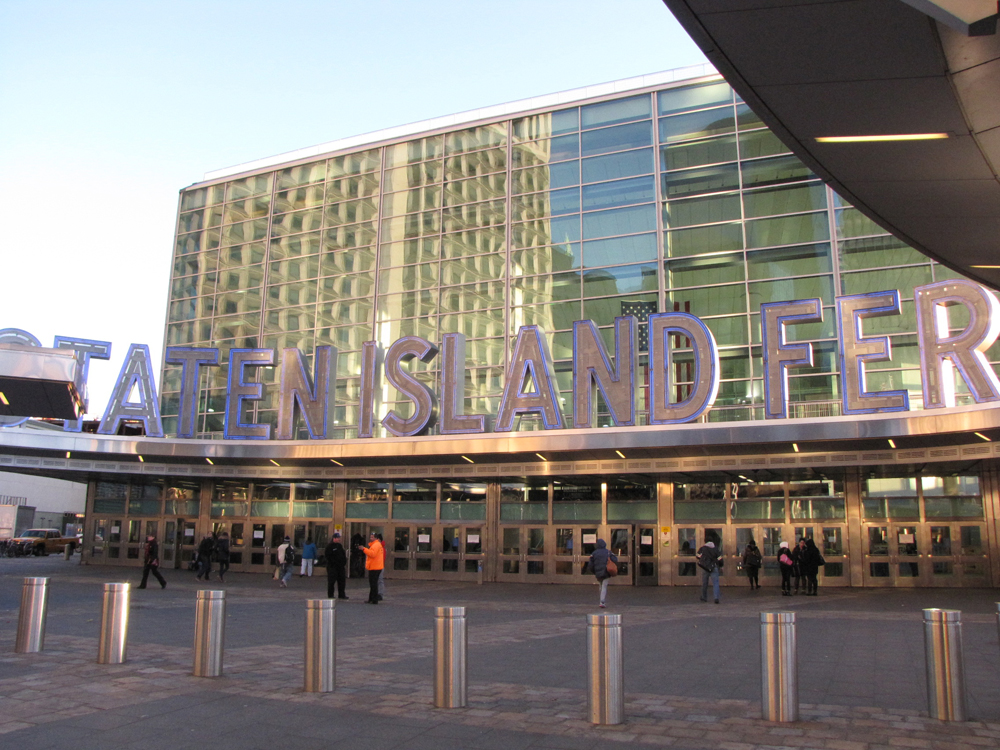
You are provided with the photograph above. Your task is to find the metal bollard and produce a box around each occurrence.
[193,590,226,677]
[63,545,72,561]
[433,606,467,708]
[995,602,999,647]
[587,613,624,725]
[97,582,130,664]
[304,599,336,692]
[15,577,49,653]
[761,611,798,722]
[923,608,966,721]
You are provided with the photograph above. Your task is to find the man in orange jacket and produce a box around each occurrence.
[360,532,384,604]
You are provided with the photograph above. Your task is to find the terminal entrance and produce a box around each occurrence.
[862,522,990,587]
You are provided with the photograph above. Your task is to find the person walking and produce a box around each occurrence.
[792,539,806,594]
[588,538,618,609]
[215,531,230,583]
[802,537,825,596]
[195,533,215,581]
[360,532,384,604]
[300,537,317,577]
[696,540,722,603]
[324,531,348,599]
[778,541,794,596]
[741,538,762,590]
[277,536,295,588]
[138,534,166,589]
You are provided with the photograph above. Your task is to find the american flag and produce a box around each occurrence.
[620,301,658,352]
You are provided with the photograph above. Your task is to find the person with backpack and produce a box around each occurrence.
[137,534,166,590]
[741,538,762,590]
[277,536,295,588]
[588,538,619,609]
[778,541,794,596]
[696,540,722,603]
[792,539,807,595]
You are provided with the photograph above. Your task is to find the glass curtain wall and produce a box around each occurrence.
[163,77,992,436]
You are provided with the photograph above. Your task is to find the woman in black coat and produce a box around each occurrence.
[802,537,825,596]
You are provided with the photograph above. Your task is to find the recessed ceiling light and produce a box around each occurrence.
[205,458,214,465]
[888,439,896,448]
[815,133,949,143]
[975,432,991,442]
[461,455,474,463]
[615,450,625,459]
[792,443,799,453]
[65,451,71,459]
[970,265,1000,269]
[137,455,144,463]
[330,459,343,466]
[270,459,280,467]
[536,453,547,461]
[0,392,8,406]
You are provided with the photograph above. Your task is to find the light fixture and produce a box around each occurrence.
[975,432,991,442]
[0,392,7,405]
[888,439,896,449]
[270,459,280,467]
[615,450,625,459]
[536,453,547,461]
[65,451,71,459]
[205,458,214,465]
[792,443,799,453]
[971,265,1000,269]
[461,455,474,463]
[330,459,343,466]
[137,455,144,463]
[815,133,949,143]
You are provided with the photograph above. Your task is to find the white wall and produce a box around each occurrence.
[0,472,87,514]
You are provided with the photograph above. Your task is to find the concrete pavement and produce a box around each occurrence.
[1,555,999,749]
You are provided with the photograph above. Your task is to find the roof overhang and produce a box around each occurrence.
[0,344,84,421]
[663,0,1000,289]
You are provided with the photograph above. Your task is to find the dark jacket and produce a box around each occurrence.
[143,539,159,566]
[588,539,619,580]
[742,543,762,569]
[696,544,721,572]
[197,536,215,560]
[215,536,230,563]
[801,538,824,575]
[325,540,347,571]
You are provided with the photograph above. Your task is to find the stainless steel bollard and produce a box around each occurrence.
[15,577,49,653]
[193,590,226,677]
[433,606,467,708]
[304,599,336,692]
[97,582,130,664]
[995,602,999,647]
[923,608,966,721]
[761,611,798,722]
[63,545,71,560]
[587,613,624,725]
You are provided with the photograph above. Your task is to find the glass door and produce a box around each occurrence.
[928,523,991,587]
[497,526,547,582]
[674,526,724,585]
[553,526,598,581]
[440,526,484,580]
[863,523,923,586]
[733,526,784,585]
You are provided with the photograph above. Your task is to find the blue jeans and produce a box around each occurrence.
[701,567,720,601]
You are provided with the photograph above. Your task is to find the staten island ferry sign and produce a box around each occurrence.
[6,280,1000,441]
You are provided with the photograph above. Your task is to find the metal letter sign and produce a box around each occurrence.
[916,280,1000,408]
[98,344,164,437]
[0,328,41,429]
[439,333,486,434]
[357,341,383,439]
[224,349,274,440]
[495,326,564,432]
[54,337,112,432]
[573,317,637,428]
[382,336,438,437]
[837,292,908,414]
[648,312,719,424]
[164,347,219,438]
[276,346,336,440]
[761,300,823,420]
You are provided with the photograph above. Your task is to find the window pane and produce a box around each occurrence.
[666,253,745,288]
[666,223,743,258]
[743,183,827,219]
[658,82,732,115]
[583,205,656,240]
[663,164,740,199]
[581,176,655,211]
[664,193,741,228]
[582,148,654,182]
[581,121,653,157]
[662,135,738,171]
[745,213,830,249]
[583,233,657,267]
[581,94,651,128]
[659,107,735,143]
[747,244,832,280]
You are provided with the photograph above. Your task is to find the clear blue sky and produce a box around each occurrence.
[0,0,706,417]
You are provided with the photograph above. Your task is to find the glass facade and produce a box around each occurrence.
[163,75,996,440]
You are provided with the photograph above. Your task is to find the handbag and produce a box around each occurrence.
[606,559,618,577]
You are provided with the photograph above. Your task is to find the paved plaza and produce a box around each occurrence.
[1,556,999,750]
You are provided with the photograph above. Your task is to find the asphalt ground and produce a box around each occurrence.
[1,555,999,750]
